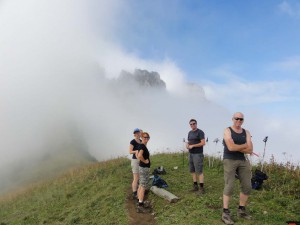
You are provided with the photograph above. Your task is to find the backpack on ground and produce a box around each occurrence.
[152,166,166,175]
[152,174,168,188]
[251,169,268,190]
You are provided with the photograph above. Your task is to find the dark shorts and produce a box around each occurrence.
[223,159,252,196]
[189,153,204,174]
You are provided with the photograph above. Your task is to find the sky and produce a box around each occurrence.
[92,0,300,163]
[111,0,300,163]
[0,0,299,185]
[116,0,300,114]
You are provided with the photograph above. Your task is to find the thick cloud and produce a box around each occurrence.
[1,0,298,193]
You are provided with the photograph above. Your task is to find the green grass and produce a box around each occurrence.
[150,153,300,225]
[0,158,131,225]
[0,153,299,225]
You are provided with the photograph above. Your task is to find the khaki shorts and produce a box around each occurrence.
[139,167,150,188]
[223,159,252,196]
[131,158,139,174]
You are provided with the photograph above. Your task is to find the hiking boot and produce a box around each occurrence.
[222,211,234,225]
[237,208,252,220]
[190,183,199,192]
[199,187,205,194]
[136,204,151,213]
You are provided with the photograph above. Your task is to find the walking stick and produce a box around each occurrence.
[260,136,268,172]
[182,138,186,168]
[212,138,220,168]
[206,137,211,168]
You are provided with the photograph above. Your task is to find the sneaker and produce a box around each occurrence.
[136,201,150,207]
[222,211,234,225]
[237,208,252,220]
[191,183,199,192]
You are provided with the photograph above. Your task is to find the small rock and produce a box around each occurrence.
[263,211,268,215]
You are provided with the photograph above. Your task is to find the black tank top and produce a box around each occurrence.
[223,127,246,160]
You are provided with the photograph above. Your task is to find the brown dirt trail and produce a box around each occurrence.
[125,188,157,225]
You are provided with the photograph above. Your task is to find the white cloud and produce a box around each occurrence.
[1,0,300,193]
[273,56,300,72]
[203,78,300,107]
[278,1,300,17]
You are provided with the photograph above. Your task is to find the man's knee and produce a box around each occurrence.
[241,184,252,195]
[223,183,235,196]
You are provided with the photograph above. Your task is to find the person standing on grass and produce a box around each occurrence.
[129,128,142,200]
[186,119,206,194]
[136,132,151,213]
[221,112,253,225]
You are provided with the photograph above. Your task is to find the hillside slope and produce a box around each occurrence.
[0,153,299,225]
[0,133,97,195]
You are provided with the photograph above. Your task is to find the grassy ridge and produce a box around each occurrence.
[0,158,131,225]
[0,153,299,225]
[150,153,300,225]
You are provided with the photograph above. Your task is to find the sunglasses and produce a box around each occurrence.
[143,136,150,139]
[190,123,196,126]
[234,117,244,121]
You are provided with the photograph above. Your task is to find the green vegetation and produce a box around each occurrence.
[0,153,299,225]
[151,153,300,225]
[0,158,131,225]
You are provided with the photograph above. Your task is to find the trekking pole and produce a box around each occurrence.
[212,138,220,168]
[182,138,186,168]
[206,137,210,168]
[260,136,268,172]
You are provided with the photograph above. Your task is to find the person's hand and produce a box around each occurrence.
[144,159,149,164]
[188,145,194,149]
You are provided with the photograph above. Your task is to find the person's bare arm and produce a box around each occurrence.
[137,149,149,164]
[240,130,253,154]
[188,139,206,149]
[223,128,247,151]
[129,144,137,155]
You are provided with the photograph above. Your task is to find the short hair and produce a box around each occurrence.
[143,132,150,138]
[189,119,197,124]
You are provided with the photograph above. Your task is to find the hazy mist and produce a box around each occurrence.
[0,1,298,192]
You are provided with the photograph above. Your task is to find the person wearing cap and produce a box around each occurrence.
[186,119,206,194]
[129,128,142,199]
[221,112,253,225]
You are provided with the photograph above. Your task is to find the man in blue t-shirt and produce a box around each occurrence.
[186,119,206,193]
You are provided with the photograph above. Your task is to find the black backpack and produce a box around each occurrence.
[152,166,166,175]
[251,169,268,190]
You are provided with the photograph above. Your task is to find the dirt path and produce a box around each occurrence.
[125,188,157,225]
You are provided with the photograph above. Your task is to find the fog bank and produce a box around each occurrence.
[0,0,298,192]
